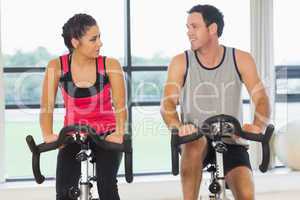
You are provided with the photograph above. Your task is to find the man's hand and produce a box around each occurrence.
[178,124,198,137]
[242,123,262,134]
[105,131,124,144]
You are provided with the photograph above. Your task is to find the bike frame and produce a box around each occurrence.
[210,144,230,200]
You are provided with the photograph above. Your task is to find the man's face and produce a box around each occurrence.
[186,13,210,50]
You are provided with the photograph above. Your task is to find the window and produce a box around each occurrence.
[274,0,300,126]
[2,0,252,179]
[274,0,300,66]
[132,72,167,102]
[130,0,251,173]
[131,0,250,66]
[2,0,124,66]
[2,0,124,178]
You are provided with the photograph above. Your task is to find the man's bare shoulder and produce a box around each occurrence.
[234,49,253,62]
[168,53,187,74]
[234,48,257,73]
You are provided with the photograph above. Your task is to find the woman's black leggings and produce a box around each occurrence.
[56,143,123,200]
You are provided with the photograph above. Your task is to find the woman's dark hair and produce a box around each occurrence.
[62,13,97,52]
[188,4,224,37]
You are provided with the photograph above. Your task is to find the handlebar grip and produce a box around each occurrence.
[26,135,39,154]
[26,135,45,184]
[170,129,203,175]
[125,152,133,183]
[171,129,204,145]
[38,142,59,153]
[240,124,274,172]
[32,153,45,184]
[124,134,133,183]
[178,133,203,144]
[171,134,179,175]
[239,131,264,142]
[259,125,274,172]
[26,135,60,184]
[89,134,125,151]
[123,134,132,152]
[90,133,134,182]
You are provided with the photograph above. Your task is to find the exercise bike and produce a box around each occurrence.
[171,114,274,200]
[26,124,133,200]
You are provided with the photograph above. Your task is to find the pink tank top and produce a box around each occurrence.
[59,54,116,134]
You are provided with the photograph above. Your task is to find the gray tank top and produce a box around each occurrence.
[180,46,248,146]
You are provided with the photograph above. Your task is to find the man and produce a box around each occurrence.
[160,4,270,200]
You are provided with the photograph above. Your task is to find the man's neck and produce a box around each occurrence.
[196,42,224,68]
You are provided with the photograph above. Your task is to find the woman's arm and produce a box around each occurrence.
[105,57,127,143]
[40,58,61,143]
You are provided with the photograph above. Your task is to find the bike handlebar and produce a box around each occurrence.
[26,124,133,184]
[171,114,274,175]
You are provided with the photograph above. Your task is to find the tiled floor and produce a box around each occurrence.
[1,170,300,200]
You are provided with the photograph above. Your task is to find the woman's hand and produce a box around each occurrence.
[105,131,124,144]
[43,133,58,143]
[43,133,65,149]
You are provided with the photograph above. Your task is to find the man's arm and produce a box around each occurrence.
[160,53,186,129]
[235,49,271,131]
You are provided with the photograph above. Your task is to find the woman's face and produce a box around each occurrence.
[74,25,103,58]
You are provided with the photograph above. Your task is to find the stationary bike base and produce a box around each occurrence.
[205,142,230,200]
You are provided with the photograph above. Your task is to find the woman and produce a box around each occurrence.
[40,13,127,200]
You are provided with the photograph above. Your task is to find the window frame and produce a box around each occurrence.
[3,0,297,181]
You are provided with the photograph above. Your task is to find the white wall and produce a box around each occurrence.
[250,0,275,170]
[0,0,6,183]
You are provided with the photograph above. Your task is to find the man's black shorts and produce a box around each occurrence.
[203,139,252,175]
